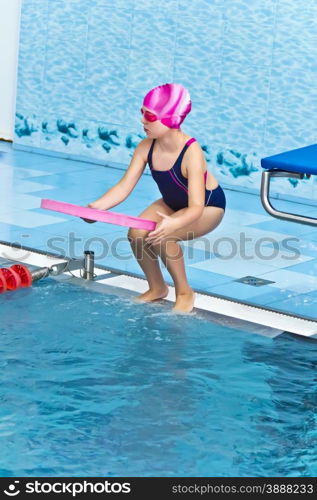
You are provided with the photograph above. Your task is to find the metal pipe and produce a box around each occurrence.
[49,262,69,275]
[261,170,317,226]
[29,252,94,283]
[31,267,50,282]
[83,251,94,280]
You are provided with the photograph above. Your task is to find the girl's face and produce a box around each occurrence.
[140,106,169,138]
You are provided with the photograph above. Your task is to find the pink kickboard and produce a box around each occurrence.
[41,199,156,231]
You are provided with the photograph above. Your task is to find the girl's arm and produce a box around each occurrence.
[171,143,206,229]
[88,140,149,210]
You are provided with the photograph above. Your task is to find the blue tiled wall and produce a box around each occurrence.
[14,0,317,200]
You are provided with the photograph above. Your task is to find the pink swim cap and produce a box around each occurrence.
[143,83,192,129]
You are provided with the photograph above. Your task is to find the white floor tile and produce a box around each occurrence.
[190,256,277,278]
[0,211,66,228]
[257,269,317,293]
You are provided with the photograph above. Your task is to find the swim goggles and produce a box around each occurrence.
[140,108,158,122]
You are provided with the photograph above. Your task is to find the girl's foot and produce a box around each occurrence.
[173,289,195,313]
[135,285,169,302]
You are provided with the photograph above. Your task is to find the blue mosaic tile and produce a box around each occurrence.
[266,293,317,319]
[249,220,316,239]
[185,268,232,290]
[281,258,317,276]
[12,0,317,209]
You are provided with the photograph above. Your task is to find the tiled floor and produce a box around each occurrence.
[1,139,317,320]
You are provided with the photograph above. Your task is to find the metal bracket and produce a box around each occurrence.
[31,251,95,282]
[260,170,317,226]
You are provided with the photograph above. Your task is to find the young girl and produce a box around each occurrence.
[87,83,226,313]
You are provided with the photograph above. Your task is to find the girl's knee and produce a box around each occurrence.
[127,227,149,243]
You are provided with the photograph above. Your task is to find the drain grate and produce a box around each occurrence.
[235,275,275,287]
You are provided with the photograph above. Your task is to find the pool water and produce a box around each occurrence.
[0,278,316,477]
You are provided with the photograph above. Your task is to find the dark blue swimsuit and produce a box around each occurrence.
[147,137,226,212]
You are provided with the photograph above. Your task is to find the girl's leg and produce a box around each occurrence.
[129,201,225,312]
[150,206,225,312]
[150,237,194,312]
[127,198,174,301]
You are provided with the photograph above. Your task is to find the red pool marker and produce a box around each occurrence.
[10,264,33,288]
[0,267,22,290]
[0,271,7,294]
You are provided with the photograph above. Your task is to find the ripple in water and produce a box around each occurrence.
[0,279,316,477]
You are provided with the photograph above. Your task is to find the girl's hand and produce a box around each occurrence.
[81,202,100,223]
[87,201,105,210]
[145,211,178,245]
